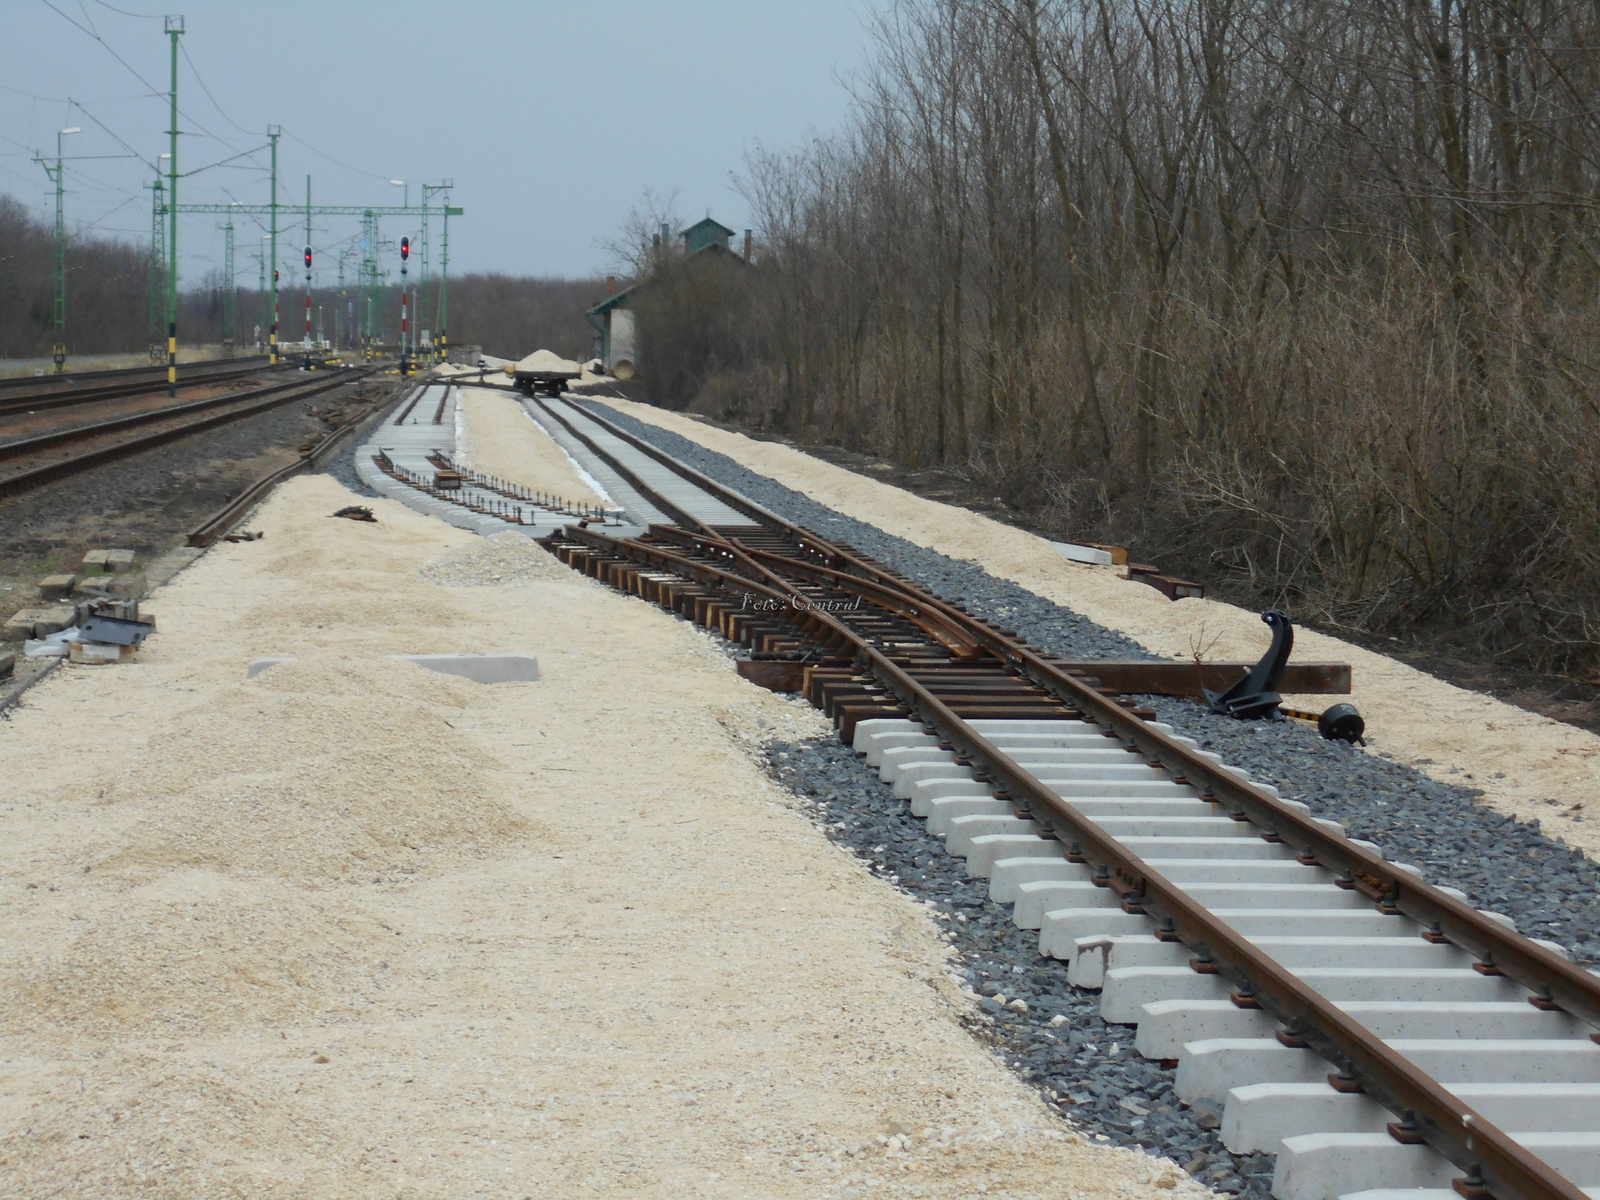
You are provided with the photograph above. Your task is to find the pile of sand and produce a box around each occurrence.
[454,385,607,506]
[0,474,1210,1199]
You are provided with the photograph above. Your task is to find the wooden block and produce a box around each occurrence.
[738,660,806,692]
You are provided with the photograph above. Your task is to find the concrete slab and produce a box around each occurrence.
[248,654,540,684]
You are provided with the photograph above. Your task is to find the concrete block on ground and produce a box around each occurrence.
[388,653,539,683]
[38,574,78,601]
[248,654,539,684]
[2,610,43,641]
[103,574,147,601]
[247,657,297,679]
[1049,540,1116,566]
[81,549,109,571]
[0,648,14,678]
[105,549,136,571]
[32,605,76,637]
[1271,1132,1453,1200]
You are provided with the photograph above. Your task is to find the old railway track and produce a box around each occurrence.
[368,391,1600,1200]
[0,365,374,501]
[0,355,272,417]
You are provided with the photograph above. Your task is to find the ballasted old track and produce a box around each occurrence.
[0,366,373,501]
[511,394,1600,1200]
[0,355,273,416]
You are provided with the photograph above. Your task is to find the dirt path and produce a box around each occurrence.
[602,398,1600,859]
[0,474,1205,1200]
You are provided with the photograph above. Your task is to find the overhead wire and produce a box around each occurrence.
[179,41,259,141]
[283,130,392,183]
[40,0,252,156]
[89,0,161,17]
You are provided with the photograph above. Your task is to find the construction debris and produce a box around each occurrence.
[38,574,78,601]
[331,506,377,522]
[223,530,263,542]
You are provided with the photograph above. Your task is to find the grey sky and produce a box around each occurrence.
[1,0,874,287]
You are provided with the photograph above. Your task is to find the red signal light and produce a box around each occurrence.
[400,236,409,262]
[304,246,312,269]
[273,269,279,284]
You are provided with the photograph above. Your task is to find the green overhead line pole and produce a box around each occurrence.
[268,125,280,365]
[176,199,457,364]
[440,204,462,362]
[253,241,266,350]
[148,177,166,363]
[165,15,182,396]
[34,126,78,372]
[221,217,235,355]
[360,210,377,357]
[420,181,450,358]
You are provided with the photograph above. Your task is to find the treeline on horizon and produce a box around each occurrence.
[0,195,601,363]
[627,0,1600,676]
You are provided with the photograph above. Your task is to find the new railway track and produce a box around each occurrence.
[0,365,374,500]
[368,389,1600,1200]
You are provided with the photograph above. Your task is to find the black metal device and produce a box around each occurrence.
[1203,609,1293,719]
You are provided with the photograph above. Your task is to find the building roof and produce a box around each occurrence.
[587,284,636,317]
[682,216,736,240]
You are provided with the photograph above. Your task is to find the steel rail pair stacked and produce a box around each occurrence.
[530,395,1599,1200]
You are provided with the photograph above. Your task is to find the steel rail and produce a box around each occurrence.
[547,397,1600,1200]
[185,378,388,547]
[559,399,1600,1025]
[0,359,276,415]
[0,368,372,501]
[0,372,353,463]
[561,520,1582,1200]
[0,354,269,392]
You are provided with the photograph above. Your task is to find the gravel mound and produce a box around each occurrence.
[416,532,565,587]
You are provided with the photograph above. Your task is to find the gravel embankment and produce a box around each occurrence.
[571,398,1600,1195]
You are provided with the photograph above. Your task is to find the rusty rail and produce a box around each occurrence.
[544,396,1599,1200]
[0,357,274,415]
[0,368,370,503]
[183,370,384,546]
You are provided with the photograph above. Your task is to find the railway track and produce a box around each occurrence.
[0,356,273,416]
[0,366,374,501]
[459,395,1593,1200]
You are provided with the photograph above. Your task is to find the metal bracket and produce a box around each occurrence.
[1203,609,1293,720]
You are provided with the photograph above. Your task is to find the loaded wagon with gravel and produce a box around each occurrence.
[510,350,580,397]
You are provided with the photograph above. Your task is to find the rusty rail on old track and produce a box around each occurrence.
[183,377,391,547]
[0,367,373,502]
[0,357,275,416]
[529,394,1598,1200]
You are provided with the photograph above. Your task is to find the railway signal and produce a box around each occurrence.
[303,245,314,369]
[400,237,411,375]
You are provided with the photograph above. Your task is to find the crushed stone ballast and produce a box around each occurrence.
[519,392,1600,1200]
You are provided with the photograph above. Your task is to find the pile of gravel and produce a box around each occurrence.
[416,532,565,587]
[584,400,1600,966]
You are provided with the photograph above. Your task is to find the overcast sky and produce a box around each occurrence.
[1,0,876,286]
